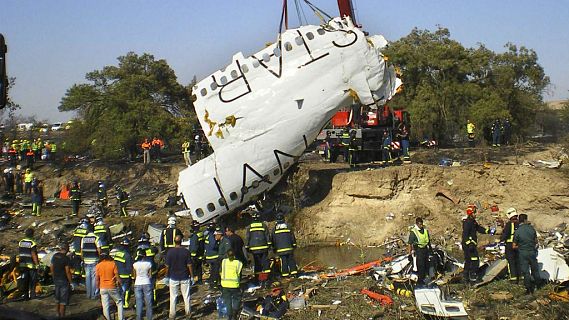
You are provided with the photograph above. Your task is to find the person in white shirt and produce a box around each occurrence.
[133,250,153,320]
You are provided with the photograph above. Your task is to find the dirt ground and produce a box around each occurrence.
[0,143,568,319]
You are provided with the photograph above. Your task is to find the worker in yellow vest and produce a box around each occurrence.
[181,140,192,166]
[24,168,34,194]
[408,217,432,286]
[221,249,243,320]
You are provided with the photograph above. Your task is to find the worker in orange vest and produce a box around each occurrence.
[141,138,151,165]
[151,137,164,163]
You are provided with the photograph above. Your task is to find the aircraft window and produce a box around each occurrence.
[284,162,290,169]
[252,59,260,68]
[264,175,270,181]
[241,186,248,194]
[284,42,293,51]
[273,47,281,57]
[195,208,204,217]
[306,32,314,40]
[207,203,215,212]
[200,88,207,96]
[273,168,280,176]
[220,76,228,85]
[241,64,249,73]
[295,36,304,46]
[262,53,270,62]
[252,181,260,188]
[229,192,238,201]
[230,70,238,79]
[210,82,218,90]
[218,198,226,206]
[317,28,325,35]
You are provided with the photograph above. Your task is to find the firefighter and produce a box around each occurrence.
[70,219,89,285]
[136,233,158,303]
[340,129,350,163]
[501,208,520,282]
[94,215,112,251]
[347,130,358,168]
[272,213,298,278]
[466,120,476,147]
[245,211,272,286]
[112,238,133,308]
[381,130,392,165]
[115,185,129,217]
[461,205,495,283]
[96,181,108,213]
[324,131,333,162]
[69,180,82,218]
[80,224,101,299]
[30,178,43,216]
[491,119,502,147]
[513,213,544,294]
[160,215,183,254]
[18,228,40,300]
[407,217,432,285]
[25,148,35,169]
[204,222,221,290]
[188,220,205,284]
[258,287,289,319]
[398,122,411,162]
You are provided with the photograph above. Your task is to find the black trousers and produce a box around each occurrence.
[207,258,220,287]
[19,267,38,299]
[463,244,479,282]
[519,250,543,292]
[71,200,80,216]
[415,247,429,284]
[505,243,520,281]
[278,253,298,277]
[252,251,270,275]
[192,257,203,282]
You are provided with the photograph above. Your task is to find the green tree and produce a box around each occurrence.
[60,52,196,159]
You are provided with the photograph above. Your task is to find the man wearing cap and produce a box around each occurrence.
[112,239,133,309]
[221,249,243,320]
[408,217,432,285]
[461,205,495,283]
[501,208,520,282]
[272,214,298,278]
[50,243,73,318]
[18,228,39,300]
[188,221,205,284]
[245,212,272,286]
[96,251,124,320]
[165,234,194,319]
[161,215,183,255]
[513,214,544,294]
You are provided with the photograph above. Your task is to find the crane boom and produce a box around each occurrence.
[337,0,357,26]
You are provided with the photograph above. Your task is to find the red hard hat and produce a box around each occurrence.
[466,204,477,215]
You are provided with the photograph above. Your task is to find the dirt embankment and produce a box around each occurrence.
[293,162,569,247]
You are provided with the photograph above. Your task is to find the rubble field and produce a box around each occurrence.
[0,143,568,319]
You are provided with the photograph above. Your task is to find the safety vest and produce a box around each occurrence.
[24,172,34,183]
[72,227,88,253]
[182,141,190,153]
[81,233,99,264]
[204,232,220,260]
[70,188,81,201]
[505,221,516,243]
[94,225,110,250]
[26,150,34,157]
[113,250,133,279]
[467,123,475,134]
[51,143,57,152]
[18,238,37,269]
[273,222,296,254]
[189,231,204,258]
[221,258,243,289]
[411,226,430,249]
[162,228,178,248]
[97,187,107,200]
[141,142,151,150]
[246,222,271,252]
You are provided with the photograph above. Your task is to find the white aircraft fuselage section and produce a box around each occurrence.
[178,17,401,223]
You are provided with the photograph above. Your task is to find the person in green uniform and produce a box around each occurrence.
[513,213,544,294]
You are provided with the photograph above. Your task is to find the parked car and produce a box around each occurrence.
[17,123,34,131]
[51,122,64,131]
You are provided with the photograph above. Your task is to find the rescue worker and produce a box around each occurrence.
[461,205,495,283]
[408,217,432,285]
[347,130,358,168]
[182,140,192,166]
[245,212,272,286]
[258,287,289,319]
[491,119,502,147]
[70,219,89,285]
[272,213,298,278]
[503,118,512,145]
[204,222,221,290]
[112,238,133,308]
[151,137,164,163]
[398,122,411,162]
[25,148,35,169]
[8,145,17,167]
[50,141,58,162]
[15,168,23,194]
[96,181,108,212]
[141,138,151,165]
[30,178,43,216]
[18,228,39,300]
[115,185,129,217]
[81,224,101,299]
[513,213,544,294]
[340,129,350,163]
[217,227,232,260]
[94,215,112,251]
[69,181,82,218]
[24,168,34,194]
[324,131,333,162]
[136,233,158,303]
[220,249,243,320]
[194,133,203,161]
[501,208,520,282]
[188,220,205,284]
[381,130,392,165]
[160,215,183,254]
[466,119,476,147]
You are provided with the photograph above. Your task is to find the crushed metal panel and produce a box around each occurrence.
[178,17,401,223]
[474,259,508,288]
[537,247,569,282]
[414,287,468,319]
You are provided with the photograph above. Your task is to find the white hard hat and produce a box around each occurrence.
[506,207,518,219]
[167,216,177,226]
